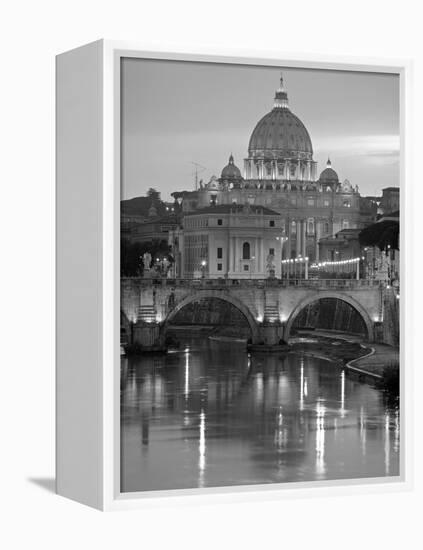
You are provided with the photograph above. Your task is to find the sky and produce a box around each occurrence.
[121,58,399,201]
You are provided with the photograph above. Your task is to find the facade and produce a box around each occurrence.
[175,204,282,279]
[380,187,400,215]
[122,211,179,245]
[175,76,370,263]
[363,211,400,284]
[319,228,363,262]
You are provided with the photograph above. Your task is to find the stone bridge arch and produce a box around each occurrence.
[164,289,260,343]
[284,291,374,342]
[121,310,131,344]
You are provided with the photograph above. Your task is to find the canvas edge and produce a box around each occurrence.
[96,40,413,511]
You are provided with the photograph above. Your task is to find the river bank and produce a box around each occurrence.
[291,330,399,380]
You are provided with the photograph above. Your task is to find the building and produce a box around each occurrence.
[175,204,282,279]
[174,76,370,263]
[319,228,363,263]
[122,205,179,246]
[380,187,400,215]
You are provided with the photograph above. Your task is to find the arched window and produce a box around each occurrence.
[307,217,315,234]
[242,242,251,260]
[291,220,297,234]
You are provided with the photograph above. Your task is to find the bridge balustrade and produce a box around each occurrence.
[122,277,382,290]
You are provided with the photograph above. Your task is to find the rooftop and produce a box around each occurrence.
[184,204,280,216]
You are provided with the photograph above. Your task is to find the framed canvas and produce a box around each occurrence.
[56,40,412,510]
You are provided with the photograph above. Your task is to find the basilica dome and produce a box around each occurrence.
[221,154,242,180]
[248,77,313,160]
[319,158,339,185]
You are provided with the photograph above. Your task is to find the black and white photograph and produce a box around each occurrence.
[119,58,400,493]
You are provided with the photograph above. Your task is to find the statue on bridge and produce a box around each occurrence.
[142,252,152,277]
[266,253,276,278]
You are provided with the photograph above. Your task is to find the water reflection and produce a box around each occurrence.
[121,338,400,492]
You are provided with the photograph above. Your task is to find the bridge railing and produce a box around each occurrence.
[121,277,382,290]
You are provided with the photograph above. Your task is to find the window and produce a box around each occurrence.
[307,198,314,207]
[324,199,330,207]
[217,219,223,226]
[342,219,349,229]
[307,218,315,234]
[217,263,222,271]
[269,220,275,227]
[269,248,275,256]
[242,242,251,260]
[343,200,351,208]
[291,220,297,234]
[217,247,223,259]
[243,265,249,271]
[324,222,329,234]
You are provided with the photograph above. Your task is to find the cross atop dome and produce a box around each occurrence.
[327,157,332,167]
[273,72,289,109]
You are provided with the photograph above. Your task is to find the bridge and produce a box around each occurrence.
[121,278,387,350]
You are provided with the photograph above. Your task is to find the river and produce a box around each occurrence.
[120,338,399,493]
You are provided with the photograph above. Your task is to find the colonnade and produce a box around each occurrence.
[243,158,318,181]
[284,218,323,262]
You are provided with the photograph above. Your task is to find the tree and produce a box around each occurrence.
[359,220,399,252]
[120,238,174,277]
[147,188,161,202]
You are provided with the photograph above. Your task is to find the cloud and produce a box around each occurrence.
[314,134,399,164]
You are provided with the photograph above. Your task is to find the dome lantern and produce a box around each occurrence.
[273,74,289,109]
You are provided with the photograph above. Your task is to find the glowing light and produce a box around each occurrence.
[394,409,400,453]
[315,399,326,476]
[311,257,362,268]
[340,369,346,418]
[300,359,305,411]
[198,410,206,487]
[360,406,367,456]
[385,413,390,475]
[256,315,263,323]
[184,349,190,399]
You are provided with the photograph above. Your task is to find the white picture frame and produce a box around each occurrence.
[56,39,412,511]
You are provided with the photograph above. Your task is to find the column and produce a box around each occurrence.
[227,235,231,277]
[302,219,307,257]
[315,221,320,262]
[287,216,292,261]
[296,220,301,257]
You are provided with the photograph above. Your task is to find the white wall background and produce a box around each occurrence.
[1,0,421,547]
